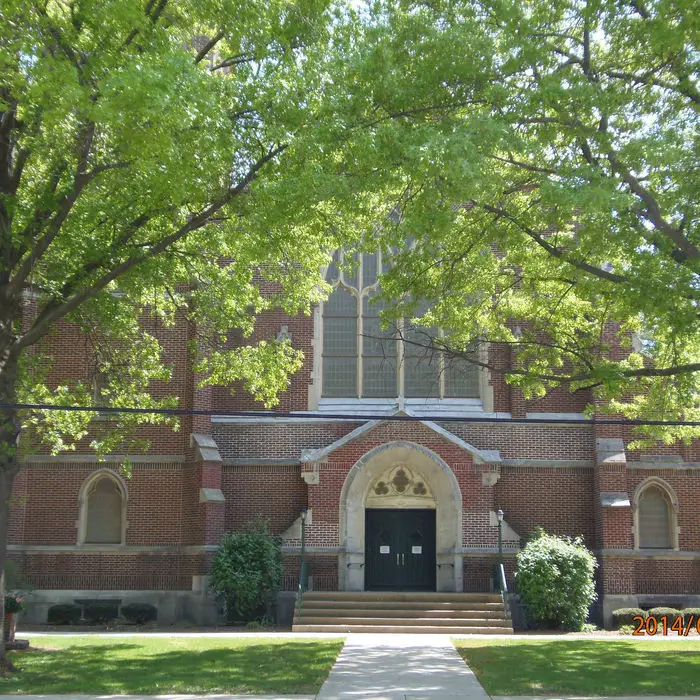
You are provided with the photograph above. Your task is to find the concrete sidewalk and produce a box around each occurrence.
[316,633,489,700]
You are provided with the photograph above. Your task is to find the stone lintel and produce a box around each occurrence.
[600,491,631,507]
[199,488,225,503]
[596,438,626,465]
[191,433,221,463]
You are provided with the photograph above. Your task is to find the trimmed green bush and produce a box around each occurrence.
[47,603,81,625]
[648,606,682,620]
[682,608,700,626]
[84,602,119,623]
[515,529,597,631]
[612,607,647,628]
[121,603,157,624]
[210,518,283,620]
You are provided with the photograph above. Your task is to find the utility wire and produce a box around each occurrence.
[1,403,699,426]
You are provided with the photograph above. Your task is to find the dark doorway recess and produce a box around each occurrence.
[365,508,436,591]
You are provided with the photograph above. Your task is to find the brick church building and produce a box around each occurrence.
[9,249,700,627]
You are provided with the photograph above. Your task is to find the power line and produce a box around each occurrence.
[1,403,699,426]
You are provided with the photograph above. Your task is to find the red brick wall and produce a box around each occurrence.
[14,463,186,546]
[14,552,200,590]
[213,309,314,413]
[494,466,596,546]
[28,312,192,455]
[221,464,307,535]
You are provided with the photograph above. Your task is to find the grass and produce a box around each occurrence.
[454,638,700,696]
[0,635,345,695]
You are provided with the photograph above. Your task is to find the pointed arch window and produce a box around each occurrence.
[79,472,127,545]
[634,479,678,550]
[321,250,479,399]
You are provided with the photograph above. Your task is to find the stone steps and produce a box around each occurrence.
[299,616,512,627]
[293,623,511,634]
[301,607,506,619]
[292,592,513,634]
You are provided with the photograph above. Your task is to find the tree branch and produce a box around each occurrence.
[397,330,700,384]
[603,69,700,106]
[195,31,225,65]
[210,53,257,72]
[476,202,629,284]
[607,152,699,261]
[490,154,558,175]
[6,123,96,298]
[17,144,287,350]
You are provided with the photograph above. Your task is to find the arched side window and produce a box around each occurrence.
[78,471,127,545]
[633,478,679,550]
[321,250,479,400]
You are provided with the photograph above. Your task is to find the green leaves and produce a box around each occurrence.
[1,0,698,454]
[352,0,699,439]
[1,0,363,452]
[210,520,283,618]
[515,530,598,631]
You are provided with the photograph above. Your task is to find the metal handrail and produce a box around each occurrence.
[497,562,511,619]
[295,511,307,625]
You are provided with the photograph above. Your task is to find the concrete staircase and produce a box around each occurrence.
[292,592,513,634]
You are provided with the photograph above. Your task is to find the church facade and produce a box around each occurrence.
[9,251,700,627]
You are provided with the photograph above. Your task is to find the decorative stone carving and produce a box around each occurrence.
[482,471,501,487]
[365,464,435,508]
[276,325,291,342]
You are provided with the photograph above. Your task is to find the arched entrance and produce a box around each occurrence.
[339,441,463,592]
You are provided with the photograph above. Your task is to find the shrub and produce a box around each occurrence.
[648,606,682,620]
[210,519,283,620]
[515,529,597,631]
[121,603,157,624]
[4,595,24,614]
[612,607,647,628]
[84,602,119,623]
[47,604,81,625]
[682,608,700,624]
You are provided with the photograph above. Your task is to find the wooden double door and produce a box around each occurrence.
[365,508,436,591]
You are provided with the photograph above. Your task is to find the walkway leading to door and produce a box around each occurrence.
[315,633,491,700]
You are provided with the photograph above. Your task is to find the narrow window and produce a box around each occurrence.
[322,286,358,397]
[362,292,397,397]
[85,477,123,544]
[638,485,672,549]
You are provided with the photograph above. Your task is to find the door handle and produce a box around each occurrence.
[402,553,405,566]
[396,553,399,566]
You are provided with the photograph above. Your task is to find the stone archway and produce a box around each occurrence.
[339,441,462,592]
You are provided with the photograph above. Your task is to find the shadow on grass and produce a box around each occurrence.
[0,639,344,695]
[457,639,700,696]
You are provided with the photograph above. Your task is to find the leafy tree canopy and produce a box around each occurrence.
[338,0,698,443]
[0,0,378,456]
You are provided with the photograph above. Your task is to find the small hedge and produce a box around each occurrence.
[612,607,646,628]
[84,602,119,623]
[683,608,700,625]
[121,603,157,624]
[648,606,682,620]
[47,603,81,625]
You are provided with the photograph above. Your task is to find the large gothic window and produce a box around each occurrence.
[321,250,479,399]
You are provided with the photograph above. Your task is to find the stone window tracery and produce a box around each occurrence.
[321,249,479,399]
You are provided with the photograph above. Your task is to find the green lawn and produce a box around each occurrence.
[455,638,700,696]
[0,635,345,695]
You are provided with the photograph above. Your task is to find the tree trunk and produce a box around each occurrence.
[0,341,22,673]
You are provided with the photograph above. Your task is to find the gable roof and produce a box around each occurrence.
[300,411,501,464]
